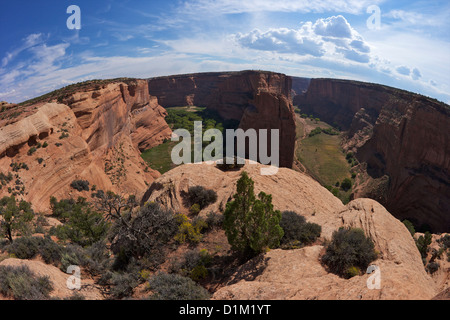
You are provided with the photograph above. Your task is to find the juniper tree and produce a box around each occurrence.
[223,171,283,256]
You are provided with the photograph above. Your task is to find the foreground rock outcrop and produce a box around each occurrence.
[294,79,450,232]
[0,79,172,212]
[143,161,438,299]
[148,71,296,168]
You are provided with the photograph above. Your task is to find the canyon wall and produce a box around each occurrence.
[294,79,450,232]
[148,71,296,168]
[0,80,172,212]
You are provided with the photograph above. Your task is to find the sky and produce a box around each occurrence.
[0,0,449,104]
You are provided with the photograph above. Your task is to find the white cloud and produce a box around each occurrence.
[233,16,371,63]
[313,15,353,38]
[234,28,325,57]
[181,0,384,15]
[1,33,44,67]
[384,9,443,27]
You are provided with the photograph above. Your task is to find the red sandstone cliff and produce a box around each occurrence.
[0,79,172,212]
[148,71,296,168]
[294,79,450,232]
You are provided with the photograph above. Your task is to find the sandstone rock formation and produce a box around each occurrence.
[0,80,172,213]
[294,78,450,232]
[143,161,438,300]
[148,71,296,168]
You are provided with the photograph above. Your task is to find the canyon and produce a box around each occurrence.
[148,71,297,168]
[294,79,450,232]
[0,70,449,301]
[0,71,448,233]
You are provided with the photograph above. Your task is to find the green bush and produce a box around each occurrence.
[426,261,440,274]
[27,147,37,156]
[109,272,140,299]
[70,180,90,192]
[190,203,201,215]
[0,265,53,300]
[6,236,62,266]
[188,186,218,209]
[0,196,34,243]
[416,231,432,262]
[321,227,377,278]
[50,198,109,247]
[346,266,360,278]
[174,214,206,244]
[224,171,283,256]
[402,220,416,236]
[340,178,352,192]
[279,211,321,248]
[309,127,322,137]
[205,211,223,230]
[439,234,450,249]
[147,273,210,300]
[170,249,212,281]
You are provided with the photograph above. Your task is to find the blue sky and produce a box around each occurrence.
[0,0,449,103]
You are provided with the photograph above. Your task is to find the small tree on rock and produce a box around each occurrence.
[0,196,34,243]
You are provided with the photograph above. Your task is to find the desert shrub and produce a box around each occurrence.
[59,243,109,275]
[84,240,111,275]
[190,203,201,215]
[27,147,37,156]
[340,178,352,191]
[174,214,207,244]
[147,273,210,300]
[426,261,440,274]
[321,227,377,278]
[38,237,63,265]
[42,141,48,148]
[416,231,432,261]
[279,211,321,248]
[70,180,90,192]
[50,197,109,247]
[224,171,283,256]
[64,292,85,300]
[346,266,360,278]
[109,202,178,269]
[205,211,223,230]
[0,196,34,243]
[170,249,212,281]
[7,236,63,266]
[0,265,53,300]
[59,132,69,139]
[49,197,76,222]
[109,272,140,299]
[439,234,450,249]
[5,236,39,259]
[188,186,218,209]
